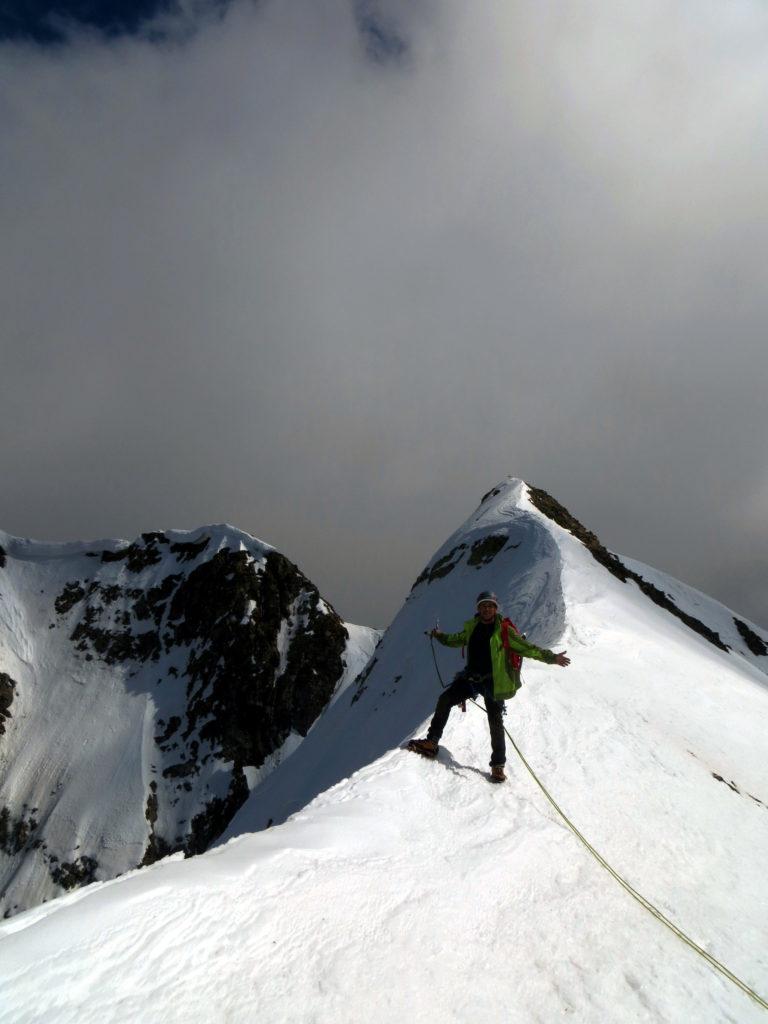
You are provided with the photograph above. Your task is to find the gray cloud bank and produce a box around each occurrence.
[1,0,767,629]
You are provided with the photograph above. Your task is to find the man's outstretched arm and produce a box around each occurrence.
[506,633,571,667]
[430,627,466,649]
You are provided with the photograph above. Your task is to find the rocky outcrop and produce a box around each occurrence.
[527,486,730,652]
[734,617,767,657]
[0,673,15,737]
[410,532,519,590]
[0,527,364,917]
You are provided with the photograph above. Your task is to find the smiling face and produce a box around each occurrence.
[477,600,497,624]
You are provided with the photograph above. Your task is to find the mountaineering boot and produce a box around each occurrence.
[490,765,507,783]
[407,738,438,759]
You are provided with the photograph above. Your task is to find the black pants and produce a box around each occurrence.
[427,671,506,767]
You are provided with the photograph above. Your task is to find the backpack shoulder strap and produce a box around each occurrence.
[501,617,519,647]
[501,617,523,670]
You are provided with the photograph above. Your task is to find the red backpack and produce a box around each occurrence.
[462,617,524,670]
[458,616,523,712]
[501,617,524,672]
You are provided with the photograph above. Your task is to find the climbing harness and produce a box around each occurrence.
[426,634,768,1013]
[430,630,507,712]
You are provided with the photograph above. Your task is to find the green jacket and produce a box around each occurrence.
[436,613,557,701]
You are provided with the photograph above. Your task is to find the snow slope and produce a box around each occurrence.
[0,479,766,1023]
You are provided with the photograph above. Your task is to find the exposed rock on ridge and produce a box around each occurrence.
[526,486,731,652]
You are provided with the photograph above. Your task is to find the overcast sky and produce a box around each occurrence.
[2,0,767,630]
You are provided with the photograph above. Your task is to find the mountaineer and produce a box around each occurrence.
[408,590,570,782]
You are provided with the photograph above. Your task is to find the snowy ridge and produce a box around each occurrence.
[622,554,768,672]
[0,523,273,564]
[0,479,766,1023]
[214,479,569,838]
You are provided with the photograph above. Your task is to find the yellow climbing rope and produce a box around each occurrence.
[468,698,768,1012]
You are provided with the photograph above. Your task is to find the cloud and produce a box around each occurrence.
[1,0,767,628]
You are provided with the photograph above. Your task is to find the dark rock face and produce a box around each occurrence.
[410,530,520,591]
[54,583,87,615]
[141,782,173,867]
[0,805,38,856]
[169,536,210,562]
[480,484,504,505]
[157,548,348,768]
[710,771,766,809]
[0,673,16,736]
[100,531,170,571]
[43,533,349,885]
[0,545,6,569]
[411,544,467,588]
[527,487,634,580]
[0,528,358,917]
[734,618,767,657]
[49,856,99,891]
[467,533,511,567]
[185,769,250,856]
[527,486,729,653]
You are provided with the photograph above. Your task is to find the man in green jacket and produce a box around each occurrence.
[408,591,570,782]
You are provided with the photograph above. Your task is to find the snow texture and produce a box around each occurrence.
[0,479,766,1023]
[0,523,379,916]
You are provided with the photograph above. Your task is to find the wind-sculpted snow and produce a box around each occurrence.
[0,526,377,916]
[1,481,767,1024]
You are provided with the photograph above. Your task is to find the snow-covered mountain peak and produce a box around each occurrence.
[0,523,378,917]
[1,481,766,1023]
[0,522,274,566]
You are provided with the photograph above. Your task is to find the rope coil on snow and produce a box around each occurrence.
[427,635,768,1011]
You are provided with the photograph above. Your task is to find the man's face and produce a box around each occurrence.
[478,601,497,623]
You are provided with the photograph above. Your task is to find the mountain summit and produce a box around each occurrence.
[1,479,766,1023]
[0,524,378,916]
